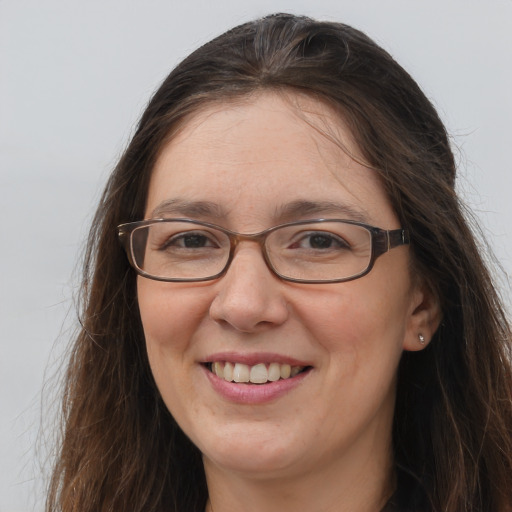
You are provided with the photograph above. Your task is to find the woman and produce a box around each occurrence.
[46,13,512,512]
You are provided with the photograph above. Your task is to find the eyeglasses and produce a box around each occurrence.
[117,218,410,284]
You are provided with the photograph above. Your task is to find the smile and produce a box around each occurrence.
[208,361,309,384]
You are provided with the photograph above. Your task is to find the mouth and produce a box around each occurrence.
[205,361,312,385]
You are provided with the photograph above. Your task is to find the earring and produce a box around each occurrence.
[418,334,426,345]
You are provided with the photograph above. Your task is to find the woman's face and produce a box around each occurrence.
[138,92,430,483]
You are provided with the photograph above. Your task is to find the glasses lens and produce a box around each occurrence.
[266,221,372,281]
[131,221,230,280]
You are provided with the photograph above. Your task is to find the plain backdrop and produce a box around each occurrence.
[1,1,511,510]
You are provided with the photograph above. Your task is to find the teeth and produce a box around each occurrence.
[223,362,234,381]
[250,363,268,384]
[211,361,306,384]
[281,364,291,379]
[290,366,301,377]
[268,362,281,382]
[233,363,250,383]
[212,361,224,379]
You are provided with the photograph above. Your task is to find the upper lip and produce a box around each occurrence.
[201,351,312,367]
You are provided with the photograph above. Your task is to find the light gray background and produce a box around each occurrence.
[1,1,511,510]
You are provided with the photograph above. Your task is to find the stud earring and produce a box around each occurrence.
[418,334,425,345]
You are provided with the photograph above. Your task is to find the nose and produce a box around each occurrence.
[209,245,289,333]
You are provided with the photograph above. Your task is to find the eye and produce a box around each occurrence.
[161,230,220,250]
[289,231,351,250]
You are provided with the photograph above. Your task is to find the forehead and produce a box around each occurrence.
[146,92,396,228]
[159,91,361,169]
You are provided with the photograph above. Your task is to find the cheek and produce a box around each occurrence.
[137,279,214,365]
[137,281,214,416]
[297,275,411,371]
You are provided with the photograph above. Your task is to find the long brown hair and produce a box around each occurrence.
[46,13,512,512]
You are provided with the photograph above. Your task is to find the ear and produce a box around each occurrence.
[403,280,442,352]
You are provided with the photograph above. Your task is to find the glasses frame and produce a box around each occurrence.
[117,218,410,284]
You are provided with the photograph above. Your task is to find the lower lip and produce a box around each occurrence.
[203,365,311,404]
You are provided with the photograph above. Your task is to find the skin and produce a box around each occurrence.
[137,92,439,512]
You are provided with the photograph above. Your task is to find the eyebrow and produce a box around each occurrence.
[151,199,226,219]
[150,198,371,224]
[275,200,371,224]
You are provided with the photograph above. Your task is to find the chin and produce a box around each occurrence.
[204,450,300,480]
[197,426,303,477]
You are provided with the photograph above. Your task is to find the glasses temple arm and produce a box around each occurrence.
[388,229,410,250]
